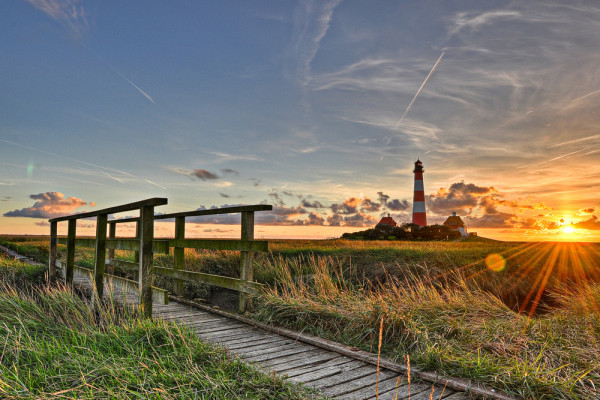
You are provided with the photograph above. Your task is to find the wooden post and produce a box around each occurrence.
[139,205,155,318]
[94,214,108,299]
[239,211,255,313]
[133,221,140,281]
[107,222,116,274]
[66,219,76,284]
[173,216,185,296]
[49,221,57,280]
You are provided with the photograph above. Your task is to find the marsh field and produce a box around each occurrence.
[1,235,599,399]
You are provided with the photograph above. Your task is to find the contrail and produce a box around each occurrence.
[395,52,445,128]
[518,148,589,169]
[86,48,155,104]
[103,61,156,104]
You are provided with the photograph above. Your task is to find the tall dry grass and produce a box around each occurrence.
[253,254,600,399]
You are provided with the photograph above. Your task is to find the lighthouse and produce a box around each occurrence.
[412,159,427,226]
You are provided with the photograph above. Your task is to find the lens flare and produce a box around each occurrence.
[485,253,506,272]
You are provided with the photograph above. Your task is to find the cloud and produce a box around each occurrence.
[25,0,88,38]
[573,215,600,230]
[3,192,92,219]
[221,168,239,175]
[328,212,377,227]
[289,0,342,86]
[301,199,325,208]
[219,193,230,198]
[448,10,524,36]
[465,211,518,228]
[377,192,411,211]
[578,207,597,215]
[170,167,221,181]
[305,212,325,225]
[34,221,50,227]
[331,197,360,214]
[427,182,495,215]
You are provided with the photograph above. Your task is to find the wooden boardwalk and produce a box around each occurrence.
[69,269,469,400]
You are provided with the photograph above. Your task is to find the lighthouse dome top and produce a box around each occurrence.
[413,159,424,173]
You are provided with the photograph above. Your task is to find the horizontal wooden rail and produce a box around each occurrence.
[169,239,268,252]
[107,205,274,225]
[57,238,169,254]
[59,238,266,253]
[107,259,138,272]
[154,267,264,295]
[49,198,168,222]
[155,204,272,220]
[55,261,169,304]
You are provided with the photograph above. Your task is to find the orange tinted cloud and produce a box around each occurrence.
[3,192,92,219]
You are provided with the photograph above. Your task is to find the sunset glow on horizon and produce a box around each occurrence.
[1,1,599,242]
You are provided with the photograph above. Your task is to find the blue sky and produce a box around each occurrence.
[1,0,600,240]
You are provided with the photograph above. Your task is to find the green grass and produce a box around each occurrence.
[0,254,322,400]
[4,235,600,399]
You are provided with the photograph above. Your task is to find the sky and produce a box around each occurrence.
[1,0,600,241]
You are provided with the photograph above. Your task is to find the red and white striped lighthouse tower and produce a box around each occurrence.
[412,159,427,226]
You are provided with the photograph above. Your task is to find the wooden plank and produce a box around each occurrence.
[269,351,340,373]
[192,320,244,333]
[94,214,108,299]
[66,219,76,284]
[102,272,169,305]
[168,238,268,252]
[261,347,327,366]
[196,324,251,335]
[284,357,358,380]
[320,367,398,397]
[154,267,264,295]
[204,329,276,344]
[370,381,431,400]
[233,340,297,356]
[204,328,263,342]
[244,345,318,363]
[107,222,116,274]
[139,205,154,317]
[332,376,413,400]
[59,238,168,254]
[308,365,377,390]
[49,197,168,222]
[107,259,138,272]
[49,221,57,280]
[239,211,254,313]
[173,216,185,296]
[224,336,289,350]
[155,204,272,220]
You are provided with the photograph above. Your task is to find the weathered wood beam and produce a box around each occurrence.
[49,221,57,280]
[66,219,76,284]
[49,197,167,222]
[239,211,255,313]
[155,204,272,220]
[169,238,268,252]
[139,205,154,318]
[94,214,108,299]
[154,267,264,296]
[173,216,185,296]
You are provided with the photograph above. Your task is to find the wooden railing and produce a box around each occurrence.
[48,198,272,317]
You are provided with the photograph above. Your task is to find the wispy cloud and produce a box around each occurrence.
[448,10,524,36]
[289,0,342,87]
[25,0,88,37]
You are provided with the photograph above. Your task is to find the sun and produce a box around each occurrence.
[562,226,575,234]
